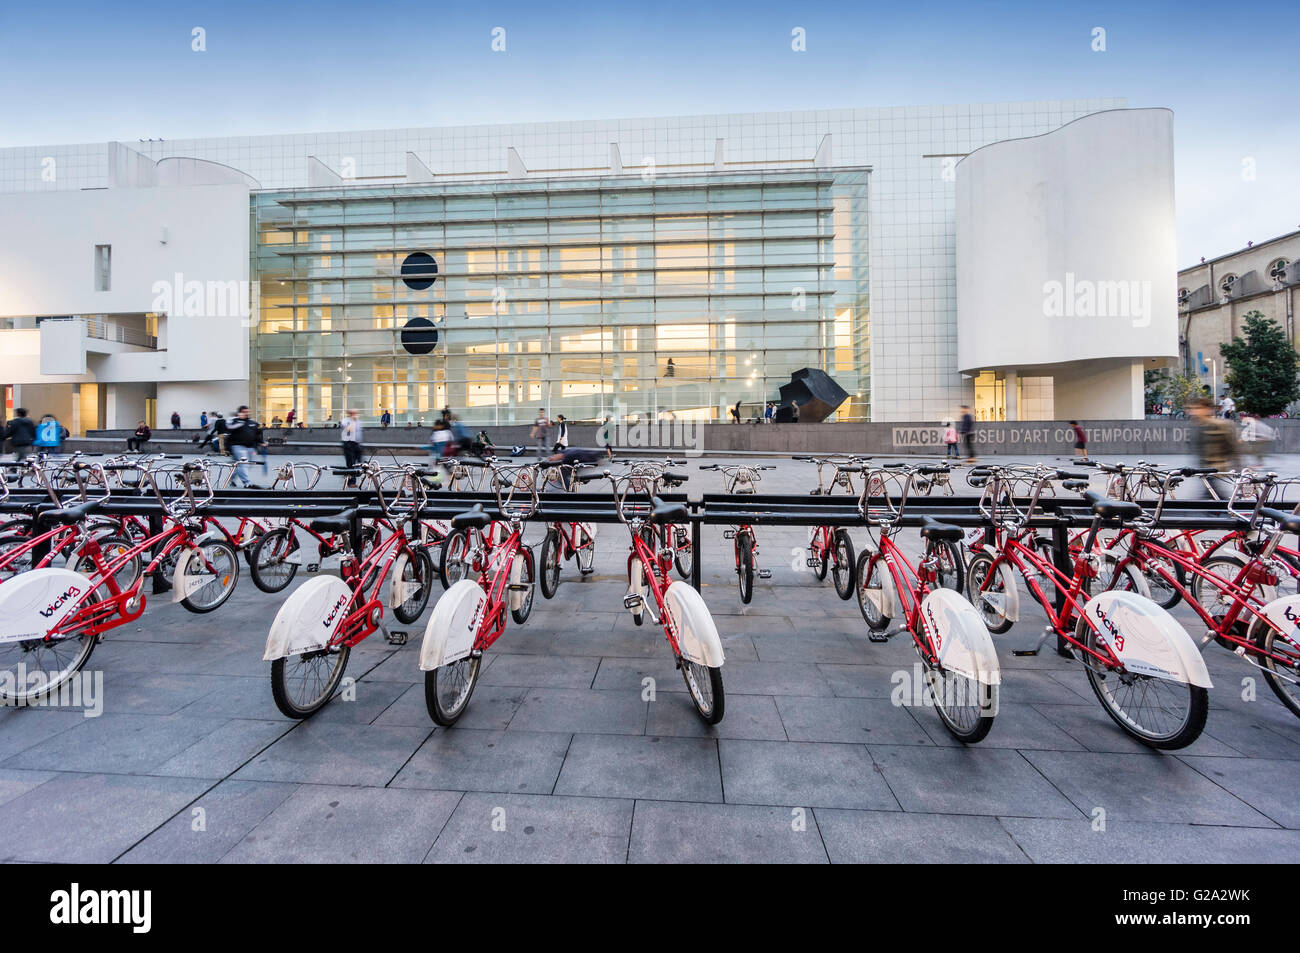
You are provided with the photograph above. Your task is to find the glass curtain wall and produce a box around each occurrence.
[250,169,869,425]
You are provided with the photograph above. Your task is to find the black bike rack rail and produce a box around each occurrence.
[0,488,1266,601]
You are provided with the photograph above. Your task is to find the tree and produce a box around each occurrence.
[1220,310,1300,416]
[1144,368,1203,413]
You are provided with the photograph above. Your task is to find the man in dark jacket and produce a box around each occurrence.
[223,406,266,488]
[3,408,36,462]
[958,405,976,463]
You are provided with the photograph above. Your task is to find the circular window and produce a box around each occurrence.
[1219,274,1237,295]
[401,252,439,291]
[1269,258,1290,282]
[400,316,439,355]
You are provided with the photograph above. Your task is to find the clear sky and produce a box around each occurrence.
[0,0,1294,266]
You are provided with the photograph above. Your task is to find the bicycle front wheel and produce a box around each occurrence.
[966,552,1014,635]
[180,539,240,613]
[510,546,536,625]
[673,526,694,580]
[392,548,434,624]
[831,529,855,600]
[736,532,754,604]
[440,529,471,590]
[249,526,299,594]
[0,594,99,706]
[1076,615,1207,749]
[539,528,561,599]
[271,645,351,719]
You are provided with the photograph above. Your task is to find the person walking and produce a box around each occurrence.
[169,411,181,430]
[665,358,675,378]
[2,408,36,462]
[200,411,209,430]
[1188,396,1240,499]
[340,409,363,487]
[764,402,774,424]
[943,420,959,459]
[284,408,295,428]
[380,409,392,429]
[553,414,569,452]
[531,407,550,459]
[127,420,152,451]
[225,405,265,488]
[1069,420,1089,462]
[958,405,976,463]
[731,400,742,424]
[34,414,67,452]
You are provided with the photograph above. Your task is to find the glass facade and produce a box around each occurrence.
[250,169,869,425]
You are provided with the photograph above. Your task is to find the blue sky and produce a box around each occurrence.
[0,0,1294,265]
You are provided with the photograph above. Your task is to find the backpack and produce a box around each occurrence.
[35,419,61,446]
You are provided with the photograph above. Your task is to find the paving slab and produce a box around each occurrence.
[427,792,632,863]
[630,800,830,864]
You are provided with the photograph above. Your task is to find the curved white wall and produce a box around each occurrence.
[956,109,1178,373]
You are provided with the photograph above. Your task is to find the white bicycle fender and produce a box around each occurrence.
[419,579,486,670]
[263,575,353,661]
[1100,553,1150,599]
[859,549,898,619]
[0,568,93,644]
[627,556,645,613]
[919,587,1001,687]
[509,549,528,611]
[663,582,724,667]
[975,561,1020,623]
[1257,593,1300,644]
[389,552,413,608]
[1084,589,1213,688]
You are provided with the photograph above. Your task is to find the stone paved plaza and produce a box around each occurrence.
[2,452,1299,863]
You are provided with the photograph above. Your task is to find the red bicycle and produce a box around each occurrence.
[854,463,1001,742]
[419,459,540,725]
[794,454,862,599]
[699,463,775,603]
[965,466,1211,749]
[263,461,436,718]
[0,459,240,705]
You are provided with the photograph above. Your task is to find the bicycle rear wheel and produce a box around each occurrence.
[271,645,351,718]
[0,594,99,706]
[1076,615,1207,749]
[1252,617,1300,718]
[934,540,965,593]
[425,656,482,726]
[680,659,724,725]
[926,662,996,744]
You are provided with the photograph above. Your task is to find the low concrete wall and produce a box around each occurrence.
[72,418,1300,457]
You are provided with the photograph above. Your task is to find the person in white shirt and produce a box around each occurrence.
[341,409,364,487]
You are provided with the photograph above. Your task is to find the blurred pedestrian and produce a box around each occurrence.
[341,408,363,487]
[1069,420,1089,462]
[958,405,976,462]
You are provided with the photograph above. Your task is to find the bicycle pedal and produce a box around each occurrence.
[580,567,594,575]
[386,630,408,646]
[867,631,891,643]
[306,563,320,573]
[507,583,531,592]
[757,569,772,579]
[1012,648,1040,657]
[723,529,736,540]
[623,594,643,610]
[805,557,817,568]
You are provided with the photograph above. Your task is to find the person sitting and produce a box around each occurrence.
[127,420,152,451]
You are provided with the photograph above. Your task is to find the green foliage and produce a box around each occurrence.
[1220,310,1300,416]
[1145,368,1205,412]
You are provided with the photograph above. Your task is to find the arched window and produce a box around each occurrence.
[1218,273,1238,296]
[1269,258,1290,283]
